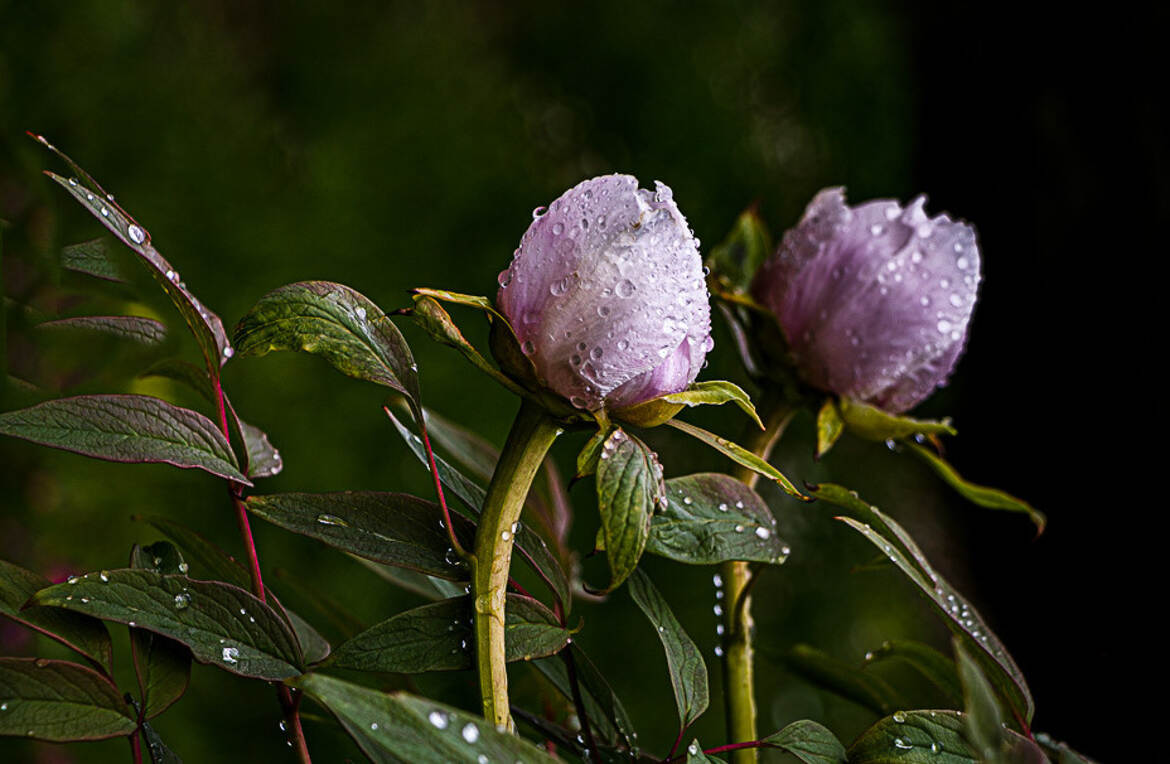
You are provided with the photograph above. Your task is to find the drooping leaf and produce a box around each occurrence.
[837,398,956,441]
[862,640,963,706]
[232,281,419,408]
[128,543,192,720]
[955,640,1005,762]
[141,720,184,764]
[628,569,708,728]
[816,398,845,459]
[0,559,113,676]
[782,644,901,715]
[595,429,663,591]
[330,595,570,673]
[705,207,772,294]
[666,418,808,499]
[246,491,472,581]
[0,394,248,483]
[60,238,127,283]
[233,414,283,480]
[531,645,637,749]
[762,720,848,764]
[283,609,332,666]
[0,658,136,742]
[293,672,558,763]
[904,442,1045,532]
[31,570,303,681]
[660,381,764,429]
[848,710,974,763]
[407,294,525,396]
[38,315,167,346]
[649,473,789,565]
[812,483,1034,723]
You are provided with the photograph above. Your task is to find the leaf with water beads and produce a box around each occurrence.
[811,483,1034,723]
[761,720,847,763]
[0,658,137,742]
[0,394,249,484]
[684,739,726,762]
[628,569,708,728]
[846,709,1041,763]
[31,569,303,681]
[837,398,957,442]
[128,543,192,720]
[955,639,1005,762]
[595,428,664,591]
[329,594,571,673]
[0,558,113,676]
[649,473,788,565]
[665,419,808,499]
[617,380,765,430]
[292,672,559,763]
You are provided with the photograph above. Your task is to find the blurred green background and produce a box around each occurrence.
[3,1,1155,761]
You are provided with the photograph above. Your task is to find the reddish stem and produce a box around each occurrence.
[129,728,142,764]
[420,412,466,558]
[663,740,768,763]
[666,726,687,761]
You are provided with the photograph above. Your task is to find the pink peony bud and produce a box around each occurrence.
[752,188,980,413]
[497,174,712,411]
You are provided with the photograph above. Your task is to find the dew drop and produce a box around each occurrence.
[870,224,884,236]
[67,576,79,585]
[712,573,723,587]
[223,346,235,359]
[615,279,636,298]
[531,206,546,219]
[316,513,349,527]
[688,743,699,755]
[68,177,78,187]
[893,711,907,723]
[552,222,564,236]
[178,562,189,574]
[893,737,912,749]
[497,270,513,288]
[930,742,941,753]
[222,646,239,665]
[956,256,970,270]
[754,526,771,539]
[99,570,109,582]
[127,224,146,244]
[949,293,964,307]
[428,710,449,729]
[0,703,7,711]
[462,722,480,743]
[100,207,110,218]
[713,604,723,616]
[714,646,724,657]
[34,658,50,668]
[500,530,511,541]
[174,592,190,610]
[521,340,535,355]
[937,319,952,334]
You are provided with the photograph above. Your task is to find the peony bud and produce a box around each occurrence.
[497,174,712,411]
[752,188,980,413]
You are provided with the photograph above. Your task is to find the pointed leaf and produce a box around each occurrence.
[666,418,808,499]
[0,394,248,483]
[838,398,956,441]
[816,398,845,459]
[129,543,192,720]
[292,673,559,763]
[955,639,1005,761]
[783,644,901,715]
[762,720,847,763]
[38,315,167,346]
[862,640,963,706]
[408,295,525,396]
[330,594,570,673]
[628,569,708,727]
[232,281,419,406]
[60,238,127,283]
[848,710,975,763]
[234,415,283,480]
[661,381,764,429]
[284,608,331,666]
[0,658,136,742]
[904,442,1045,532]
[141,720,183,764]
[353,556,467,602]
[418,405,499,483]
[812,483,1034,723]
[576,424,614,479]
[596,429,663,591]
[706,207,772,294]
[138,358,216,404]
[0,559,113,676]
[246,491,473,580]
[31,570,303,680]
[650,473,789,565]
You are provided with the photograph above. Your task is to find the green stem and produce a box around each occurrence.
[721,392,794,764]
[473,398,561,730]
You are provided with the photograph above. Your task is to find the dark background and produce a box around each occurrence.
[1,2,1158,761]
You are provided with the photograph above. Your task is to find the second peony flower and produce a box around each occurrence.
[497,174,712,412]
[752,188,981,414]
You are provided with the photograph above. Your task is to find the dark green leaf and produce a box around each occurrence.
[138,358,216,404]
[848,710,975,763]
[32,570,303,680]
[234,415,283,480]
[762,719,847,763]
[838,398,956,441]
[1034,733,1098,764]
[782,644,901,715]
[0,558,113,676]
[628,569,708,727]
[232,281,419,406]
[0,394,248,484]
[60,238,127,283]
[407,295,525,396]
[666,418,808,499]
[330,594,569,673]
[816,398,845,459]
[293,673,558,763]
[284,608,331,666]
[705,207,771,294]
[955,640,1005,762]
[129,543,192,719]
[353,557,467,602]
[649,473,788,565]
[862,640,963,706]
[142,720,184,764]
[0,658,136,742]
[418,405,499,483]
[904,442,1045,532]
[531,646,637,748]
[684,739,726,762]
[812,483,1034,723]
[38,315,167,346]
[596,429,663,591]
[246,491,472,580]
[576,424,614,479]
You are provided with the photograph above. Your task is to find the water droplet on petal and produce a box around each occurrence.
[615,279,636,298]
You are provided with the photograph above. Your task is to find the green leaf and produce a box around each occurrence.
[628,569,708,728]
[60,238,127,283]
[234,414,283,480]
[649,473,789,565]
[576,424,615,479]
[142,720,183,764]
[837,398,956,441]
[38,315,167,346]
[330,594,570,673]
[705,207,772,294]
[595,429,663,591]
[0,559,113,676]
[1034,732,1098,764]
[848,710,975,763]
[284,608,332,666]
[531,646,637,749]
[407,295,525,396]
[0,658,137,742]
[812,483,1034,723]
[955,639,1005,762]
[232,281,419,407]
[762,720,847,763]
[31,570,303,681]
[661,381,764,429]
[666,419,808,500]
[293,672,558,763]
[0,394,249,484]
[816,398,845,459]
[247,491,472,580]
[43,161,232,371]
[782,644,901,715]
[418,405,499,483]
[352,556,467,602]
[862,640,963,706]
[684,739,725,762]
[128,543,192,720]
[904,442,1045,532]
[138,358,217,404]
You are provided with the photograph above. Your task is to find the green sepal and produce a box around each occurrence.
[816,398,846,459]
[614,380,764,429]
[838,397,956,441]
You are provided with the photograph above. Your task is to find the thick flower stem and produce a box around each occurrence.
[473,398,561,730]
[721,394,794,764]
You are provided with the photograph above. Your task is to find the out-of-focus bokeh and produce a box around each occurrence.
[2,2,1157,761]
